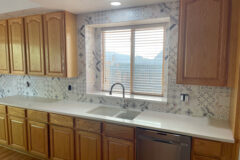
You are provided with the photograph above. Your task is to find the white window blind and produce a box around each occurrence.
[102,26,165,96]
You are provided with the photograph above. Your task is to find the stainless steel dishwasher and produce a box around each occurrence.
[136,128,191,160]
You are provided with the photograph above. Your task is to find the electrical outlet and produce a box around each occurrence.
[181,94,189,103]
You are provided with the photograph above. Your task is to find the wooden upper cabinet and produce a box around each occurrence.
[44,12,78,78]
[0,20,10,74]
[25,15,45,76]
[177,0,230,86]
[8,18,26,75]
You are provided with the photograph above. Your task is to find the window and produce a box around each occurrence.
[102,25,165,96]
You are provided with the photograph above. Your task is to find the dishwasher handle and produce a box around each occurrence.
[138,135,189,147]
[153,139,175,145]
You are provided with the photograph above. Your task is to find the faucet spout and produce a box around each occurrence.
[109,83,125,99]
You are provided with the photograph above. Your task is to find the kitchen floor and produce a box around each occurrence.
[0,146,40,160]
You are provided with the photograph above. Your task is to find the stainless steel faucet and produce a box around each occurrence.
[109,83,128,108]
[109,83,125,98]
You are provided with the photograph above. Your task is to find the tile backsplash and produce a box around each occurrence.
[0,1,231,120]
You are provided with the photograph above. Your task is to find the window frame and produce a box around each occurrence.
[101,23,167,97]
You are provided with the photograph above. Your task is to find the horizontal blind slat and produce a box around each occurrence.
[133,27,164,95]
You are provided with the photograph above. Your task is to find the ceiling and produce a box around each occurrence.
[0,0,172,15]
[0,0,40,14]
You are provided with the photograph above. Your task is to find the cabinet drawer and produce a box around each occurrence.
[103,123,135,141]
[27,110,48,123]
[75,118,101,133]
[193,155,219,160]
[49,113,73,128]
[8,106,25,118]
[193,138,222,157]
[0,105,6,114]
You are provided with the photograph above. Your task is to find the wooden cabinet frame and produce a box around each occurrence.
[0,20,10,74]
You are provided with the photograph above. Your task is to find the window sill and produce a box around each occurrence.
[87,91,168,103]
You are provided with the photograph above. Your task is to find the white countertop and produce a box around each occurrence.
[0,95,234,143]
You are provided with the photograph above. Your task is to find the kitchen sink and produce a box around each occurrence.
[87,106,121,116]
[116,110,141,120]
[87,106,141,120]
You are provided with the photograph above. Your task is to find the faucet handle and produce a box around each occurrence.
[121,99,128,109]
[141,106,148,111]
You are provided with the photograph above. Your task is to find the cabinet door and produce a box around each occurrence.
[28,121,48,158]
[0,20,10,74]
[177,0,230,86]
[76,130,101,160]
[50,125,74,160]
[0,114,8,145]
[8,18,26,75]
[25,15,45,76]
[8,116,27,151]
[44,12,66,77]
[103,136,134,160]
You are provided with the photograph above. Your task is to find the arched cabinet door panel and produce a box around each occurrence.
[44,12,66,77]
[0,20,10,74]
[8,18,26,75]
[43,11,78,78]
[25,15,45,76]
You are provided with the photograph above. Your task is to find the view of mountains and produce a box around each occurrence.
[105,51,164,64]
[104,51,163,94]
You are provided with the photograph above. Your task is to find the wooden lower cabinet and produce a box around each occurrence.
[103,136,134,160]
[192,138,233,160]
[75,130,101,160]
[0,108,236,160]
[50,125,74,160]
[8,116,28,151]
[0,114,8,145]
[28,120,49,158]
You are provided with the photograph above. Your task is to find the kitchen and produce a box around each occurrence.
[0,0,239,160]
